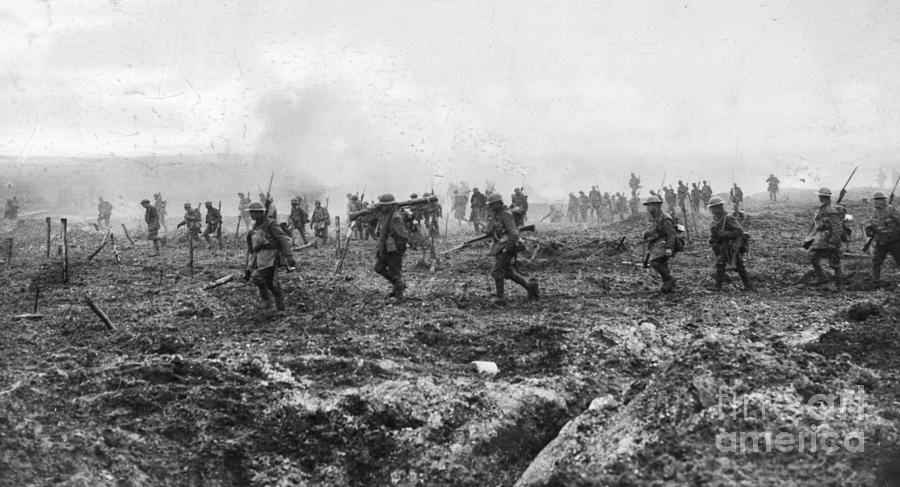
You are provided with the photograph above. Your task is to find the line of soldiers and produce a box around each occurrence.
[567,190,637,223]
[449,185,529,234]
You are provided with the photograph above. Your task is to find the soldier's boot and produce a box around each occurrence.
[272,284,286,311]
[392,278,407,300]
[833,268,843,290]
[708,265,725,291]
[204,235,213,248]
[256,285,273,310]
[872,264,882,283]
[737,268,754,291]
[811,262,828,285]
[153,240,160,255]
[492,279,507,306]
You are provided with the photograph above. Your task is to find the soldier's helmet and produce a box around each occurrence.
[237,192,244,196]
[184,203,191,208]
[410,193,418,199]
[486,193,503,205]
[473,188,480,192]
[315,200,321,206]
[140,199,150,205]
[248,202,265,213]
[816,188,833,197]
[204,201,212,206]
[642,195,663,205]
[351,195,359,200]
[873,191,887,199]
[707,196,725,207]
[377,194,397,205]
[290,198,299,204]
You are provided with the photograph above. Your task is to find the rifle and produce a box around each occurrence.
[348,196,437,222]
[863,173,900,252]
[441,224,535,255]
[803,166,857,249]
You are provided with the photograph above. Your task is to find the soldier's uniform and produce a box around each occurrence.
[615,193,628,221]
[676,181,689,211]
[865,192,900,281]
[578,191,590,221]
[423,193,442,238]
[730,184,744,213]
[664,187,677,215]
[373,194,410,298]
[567,193,579,223]
[311,202,330,243]
[470,189,487,231]
[690,184,701,213]
[642,196,677,293]
[348,195,365,239]
[589,187,602,222]
[485,193,538,305]
[766,175,780,202]
[237,193,251,220]
[97,198,113,228]
[177,204,203,242]
[202,202,221,247]
[629,173,641,197]
[245,202,295,311]
[153,193,168,231]
[141,199,165,254]
[708,196,751,290]
[629,195,640,216]
[700,182,712,207]
[289,199,309,244]
[806,188,844,287]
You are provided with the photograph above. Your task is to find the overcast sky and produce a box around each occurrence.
[2,0,899,191]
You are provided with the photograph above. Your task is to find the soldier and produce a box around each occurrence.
[244,202,296,311]
[485,193,539,305]
[578,191,590,222]
[567,192,579,223]
[4,197,20,219]
[470,188,487,232]
[202,201,221,248]
[642,195,677,293]
[372,194,410,299]
[237,192,251,220]
[864,191,900,282]
[690,183,701,213]
[311,200,330,244]
[664,186,677,215]
[289,198,309,244]
[347,194,365,239]
[589,186,602,223]
[701,181,712,208]
[629,173,641,197]
[154,193,168,232]
[707,196,752,291]
[540,205,563,223]
[615,193,628,221]
[676,181,689,211]
[423,193,442,238]
[452,190,468,226]
[140,199,165,254]
[629,194,641,217]
[730,184,744,213]
[97,197,113,229]
[766,174,780,202]
[511,188,529,221]
[806,188,844,289]
[176,203,202,242]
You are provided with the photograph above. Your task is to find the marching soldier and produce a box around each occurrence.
[806,188,844,289]
[629,173,641,197]
[589,186,603,223]
[373,194,409,299]
[730,184,744,213]
[578,191,590,222]
[701,181,713,208]
[202,201,221,248]
[289,198,309,244]
[452,190,468,226]
[176,203,203,242]
[244,202,296,311]
[766,174,780,202]
[642,195,678,293]
[664,186,677,215]
[237,192,251,220]
[97,197,113,229]
[140,199,165,254]
[690,183,702,213]
[567,192,579,223]
[470,188,487,232]
[348,194,365,239]
[485,193,539,305]
[154,193,168,232]
[311,200,330,244]
[865,191,900,282]
[707,196,752,291]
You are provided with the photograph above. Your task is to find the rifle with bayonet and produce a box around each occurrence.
[334,187,366,274]
[441,224,535,255]
[803,166,857,249]
[863,173,900,252]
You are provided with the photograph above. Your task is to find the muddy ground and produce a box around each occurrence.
[2,196,900,486]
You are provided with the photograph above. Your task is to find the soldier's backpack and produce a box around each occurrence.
[835,204,853,243]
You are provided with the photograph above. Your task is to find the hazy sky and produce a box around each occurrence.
[2,0,900,191]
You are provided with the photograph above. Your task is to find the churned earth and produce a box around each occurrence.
[1,192,899,486]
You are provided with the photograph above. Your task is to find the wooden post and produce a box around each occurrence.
[84,296,116,331]
[235,216,242,239]
[217,201,223,249]
[88,231,111,261]
[189,231,194,276]
[335,216,341,257]
[33,286,39,313]
[45,217,51,259]
[121,224,135,245]
[61,218,69,283]
[4,237,11,267]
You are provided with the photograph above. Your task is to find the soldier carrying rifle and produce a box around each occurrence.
[244,202,296,311]
[864,186,900,283]
[707,196,752,291]
[485,193,539,306]
[372,194,410,300]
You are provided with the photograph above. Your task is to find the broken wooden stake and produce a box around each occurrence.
[33,286,39,313]
[293,241,318,252]
[4,237,11,267]
[61,219,69,283]
[189,232,194,276]
[84,296,116,331]
[12,314,43,321]
[45,217,51,259]
[121,224,135,245]
[335,216,341,257]
[203,274,234,290]
[110,234,120,264]
[88,232,111,261]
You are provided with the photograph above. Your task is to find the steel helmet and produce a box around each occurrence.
[140,199,150,204]
[247,202,265,212]
[816,187,832,197]
[707,196,725,207]
[204,201,212,206]
[642,195,663,205]
[486,193,503,205]
[183,202,191,208]
[290,198,299,204]
[378,193,396,205]
[872,191,887,199]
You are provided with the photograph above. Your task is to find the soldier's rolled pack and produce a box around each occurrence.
[348,195,438,222]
